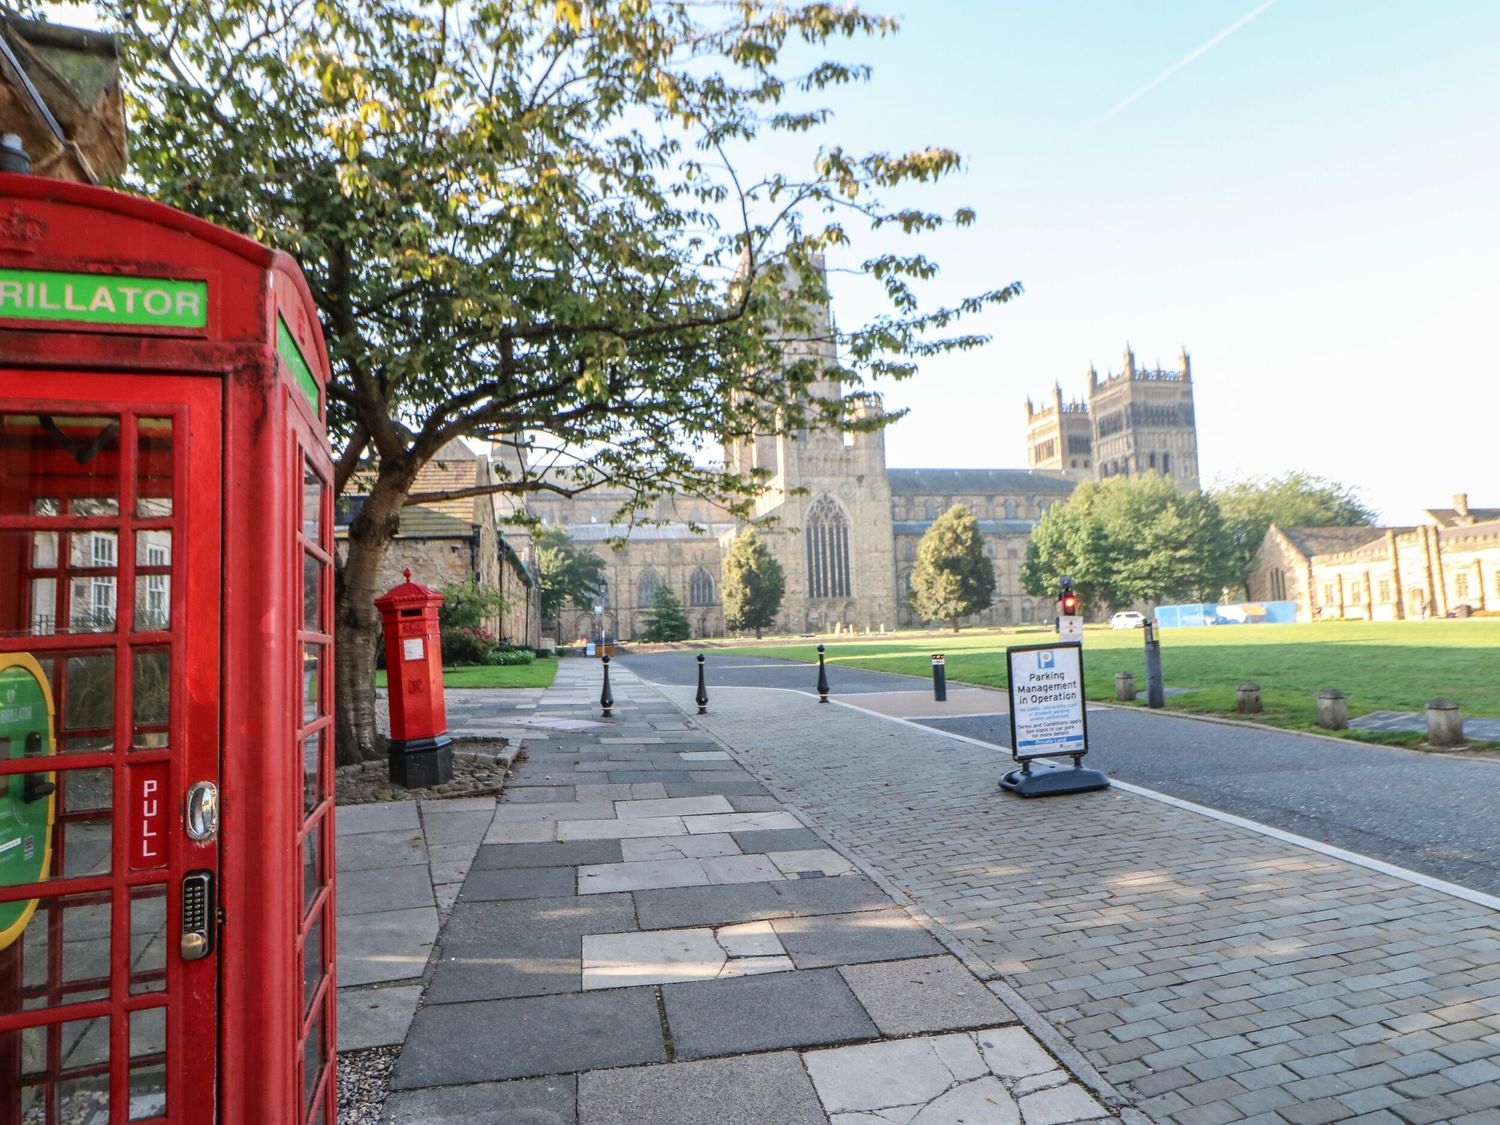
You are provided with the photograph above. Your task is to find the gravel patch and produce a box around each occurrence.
[336,739,516,805]
[337,1045,398,1124]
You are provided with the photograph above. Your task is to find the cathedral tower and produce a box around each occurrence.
[1088,345,1199,491]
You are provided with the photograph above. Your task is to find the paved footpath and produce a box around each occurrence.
[341,661,1124,1124]
[664,683,1500,1125]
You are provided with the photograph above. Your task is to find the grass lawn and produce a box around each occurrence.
[376,659,559,690]
[712,620,1500,743]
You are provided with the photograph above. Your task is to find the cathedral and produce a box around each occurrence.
[519,343,1200,642]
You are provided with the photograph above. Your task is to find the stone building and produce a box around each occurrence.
[337,441,541,646]
[1026,347,1200,491]
[1250,494,1500,621]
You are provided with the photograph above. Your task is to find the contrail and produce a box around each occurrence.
[1104,0,1280,119]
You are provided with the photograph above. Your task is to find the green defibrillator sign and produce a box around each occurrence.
[0,653,57,950]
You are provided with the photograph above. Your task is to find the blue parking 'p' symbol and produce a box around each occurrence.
[1038,651,1055,669]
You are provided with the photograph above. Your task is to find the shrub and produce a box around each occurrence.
[438,580,509,665]
[483,645,536,666]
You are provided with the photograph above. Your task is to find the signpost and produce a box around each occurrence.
[1057,614,1084,642]
[999,641,1110,798]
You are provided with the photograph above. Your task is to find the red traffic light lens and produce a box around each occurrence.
[1062,595,1078,613]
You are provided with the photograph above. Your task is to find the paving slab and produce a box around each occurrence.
[838,955,1016,1035]
[460,865,578,902]
[472,840,624,870]
[613,795,735,817]
[440,893,637,951]
[634,875,891,930]
[382,1075,576,1124]
[335,828,428,873]
[337,906,439,986]
[772,907,945,968]
[424,947,582,1004]
[768,848,854,877]
[483,820,559,844]
[620,833,740,862]
[662,967,878,1059]
[393,988,667,1088]
[682,811,803,834]
[577,1051,827,1125]
[336,984,423,1051]
[336,865,435,916]
[335,801,420,836]
[492,800,618,824]
[426,840,481,885]
[731,827,826,853]
[557,815,687,840]
[578,858,712,895]
[664,781,771,797]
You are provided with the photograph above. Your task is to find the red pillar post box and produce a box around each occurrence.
[376,570,454,787]
[0,173,338,1122]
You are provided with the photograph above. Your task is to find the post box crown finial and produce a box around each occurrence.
[404,568,412,581]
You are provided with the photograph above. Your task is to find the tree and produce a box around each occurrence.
[1213,472,1378,597]
[642,584,692,642]
[96,0,1020,762]
[721,529,785,638]
[909,504,995,631]
[1022,475,1237,610]
[534,525,606,626]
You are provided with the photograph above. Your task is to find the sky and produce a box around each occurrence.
[40,1,1498,523]
[748,0,1500,524]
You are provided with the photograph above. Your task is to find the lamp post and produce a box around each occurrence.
[596,576,609,655]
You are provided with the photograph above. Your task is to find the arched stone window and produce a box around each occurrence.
[924,501,936,520]
[903,541,914,561]
[1004,499,1017,519]
[805,495,852,600]
[689,567,714,606]
[637,568,661,607]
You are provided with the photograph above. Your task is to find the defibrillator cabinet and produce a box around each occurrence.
[0,174,337,1123]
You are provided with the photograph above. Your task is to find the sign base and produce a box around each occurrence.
[999,759,1110,798]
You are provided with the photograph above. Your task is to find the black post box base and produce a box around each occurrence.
[999,759,1110,798]
[387,734,454,789]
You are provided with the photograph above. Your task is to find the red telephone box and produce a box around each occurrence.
[0,175,337,1122]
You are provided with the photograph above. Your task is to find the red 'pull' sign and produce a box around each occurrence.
[132,764,170,869]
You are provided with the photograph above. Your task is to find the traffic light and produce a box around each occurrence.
[1058,576,1078,616]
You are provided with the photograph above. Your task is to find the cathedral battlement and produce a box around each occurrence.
[1028,343,1200,491]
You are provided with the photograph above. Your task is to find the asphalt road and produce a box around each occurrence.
[620,651,1500,897]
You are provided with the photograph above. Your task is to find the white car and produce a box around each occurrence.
[1110,611,1146,629]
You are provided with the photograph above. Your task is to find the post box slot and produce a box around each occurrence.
[400,608,420,617]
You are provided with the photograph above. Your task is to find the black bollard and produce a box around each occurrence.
[1143,620,1164,709]
[600,654,614,717]
[816,643,830,703]
[695,653,709,714]
[931,653,947,702]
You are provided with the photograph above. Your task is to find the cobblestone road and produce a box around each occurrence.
[667,685,1500,1125]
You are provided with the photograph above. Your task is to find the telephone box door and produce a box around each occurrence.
[0,372,221,1123]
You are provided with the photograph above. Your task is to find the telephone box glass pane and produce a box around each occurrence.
[303,459,323,541]
[14,891,111,1008]
[302,731,321,814]
[128,884,168,994]
[132,648,170,749]
[302,818,323,912]
[60,650,114,751]
[3,1016,110,1120]
[128,1006,167,1119]
[303,551,321,632]
[134,530,172,631]
[135,417,172,518]
[302,912,323,1014]
[302,645,320,726]
[303,1007,326,1118]
[0,414,120,517]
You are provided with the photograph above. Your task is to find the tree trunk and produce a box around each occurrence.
[951,617,960,633]
[334,463,417,765]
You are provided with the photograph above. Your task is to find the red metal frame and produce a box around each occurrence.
[0,175,335,1124]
